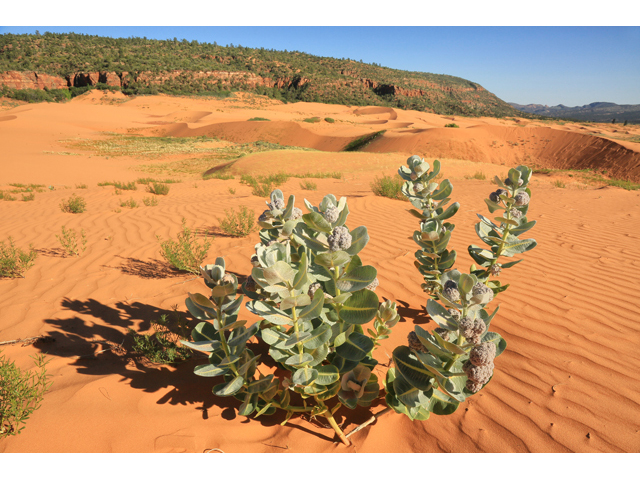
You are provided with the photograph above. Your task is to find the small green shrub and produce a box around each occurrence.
[59,194,86,213]
[203,172,234,180]
[553,180,566,188]
[343,130,386,152]
[228,187,236,195]
[1,192,16,201]
[158,219,213,274]
[98,180,137,190]
[21,193,35,201]
[300,180,317,190]
[464,171,486,180]
[444,123,459,128]
[147,182,170,195]
[0,351,51,439]
[128,312,192,364]
[136,177,181,185]
[142,196,158,206]
[75,183,88,189]
[220,206,255,237]
[248,117,270,121]
[56,226,87,257]
[120,197,138,208]
[0,238,37,278]
[324,117,335,123]
[370,175,406,200]
[303,117,321,123]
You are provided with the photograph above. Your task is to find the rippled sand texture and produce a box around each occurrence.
[1,90,639,452]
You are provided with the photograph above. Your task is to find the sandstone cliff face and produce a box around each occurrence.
[0,71,69,90]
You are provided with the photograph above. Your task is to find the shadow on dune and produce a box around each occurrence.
[36,247,68,258]
[32,295,369,440]
[114,256,186,279]
[395,299,430,325]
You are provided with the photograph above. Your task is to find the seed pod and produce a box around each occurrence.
[471,283,494,304]
[509,208,523,219]
[327,226,352,252]
[514,192,530,206]
[504,178,523,187]
[258,210,271,223]
[490,264,501,276]
[466,380,483,393]
[250,254,260,267]
[323,205,339,224]
[408,331,427,353]
[469,342,497,367]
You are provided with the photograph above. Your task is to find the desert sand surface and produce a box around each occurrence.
[1,90,640,453]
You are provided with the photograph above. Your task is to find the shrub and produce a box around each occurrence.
[75,183,88,189]
[303,117,321,123]
[464,171,486,180]
[343,130,386,152]
[0,238,37,278]
[158,219,212,274]
[228,187,236,195]
[120,197,138,208]
[300,180,317,190]
[59,194,86,213]
[324,117,335,123]
[219,206,255,237]
[248,117,270,121]
[444,123,459,128]
[142,196,158,206]
[370,174,405,200]
[553,180,566,188]
[56,226,87,257]
[203,172,234,180]
[0,351,51,438]
[21,193,35,201]
[98,180,137,190]
[177,157,537,446]
[1,192,16,201]
[128,312,192,364]
[147,182,170,195]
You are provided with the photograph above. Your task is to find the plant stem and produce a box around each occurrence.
[317,399,350,446]
[484,207,514,285]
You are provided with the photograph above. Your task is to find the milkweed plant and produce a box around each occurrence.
[180,155,537,445]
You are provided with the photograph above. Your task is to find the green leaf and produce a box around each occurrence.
[336,265,377,292]
[298,289,325,320]
[210,282,236,298]
[302,211,333,234]
[261,328,289,346]
[263,261,296,286]
[427,389,460,415]
[508,168,522,186]
[246,300,293,326]
[185,297,210,321]
[291,251,308,290]
[181,339,221,353]
[213,376,244,397]
[316,379,341,401]
[493,175,507,189]
[192,321,218,342]
[315,365,340,385]
[392,346,435,390]
[283,194,295,219]
[193,364,229,377]
[281,294,311,311]
[331,354,359,373]
[219,320,247,332]
[314,250,351,269]
[285,352,314,366]
[484,198,504,213]
[283,331,312,349]
[335,202,349,227]
[408,209,427,220]
[394,373,432,408]
[238,393,257,416]
[435,202,459,221]
[495,216,519,227]
[431,179,452,201]
[292,367,318,386]
[319,194,338,212]
[247,375,275,394]
[501,235,537,257]
[306,342,329,367]
[301,324,331,349]
[458,273,476,295]
[426,299,458,330]
[336,332,374,361]
[339,289,379,325]
[227,322,260,347]
[345,226,369,256]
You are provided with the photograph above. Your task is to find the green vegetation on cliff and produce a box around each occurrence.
[0,32,525,117]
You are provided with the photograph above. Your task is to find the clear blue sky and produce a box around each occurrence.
[2,26,639,107]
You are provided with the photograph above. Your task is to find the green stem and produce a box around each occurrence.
[317,399,350,446]
[484,207,514,285]
[215,297,239,376]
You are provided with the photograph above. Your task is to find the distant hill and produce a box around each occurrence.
[509,101,640,124]
[0,32,528,118]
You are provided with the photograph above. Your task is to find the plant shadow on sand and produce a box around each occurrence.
[113,256,187,279]
[31,296,376,442]
[394,299,431,325]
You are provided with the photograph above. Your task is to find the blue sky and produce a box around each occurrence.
[2,26,639,107]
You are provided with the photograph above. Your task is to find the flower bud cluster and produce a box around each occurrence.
[471,283,494,305]
[365,277,379,291]
[464,342,497,393]
[328,226,352,252]
[514,192,530,206]
[268,197,285,211]
[459,316,486,344]
[407,331,427,353]
[443,280,460,302]
[323,205,339,224]
[489,188,508,203]
[504,177,524,187]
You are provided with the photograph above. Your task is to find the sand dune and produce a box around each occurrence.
[1,92,640,453]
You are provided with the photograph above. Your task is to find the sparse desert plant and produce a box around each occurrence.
[119,197,138,208]
[175,156,537,446]
[59,194,86,213]
[128,311,192,364]
[324,117,335,123]
[158,219,212,274]
[228,187,236,195]
[300,180,317,190]
[465,171,486,180]
[0,351,51,439]
[370,174,405,200]
[203,172,234,180]
[219,205,255,237]
[248,117,270,121]
[146,182,170,195]
[142,196,158,206]
[444,123,459,128]
[98,180,137,190]
[1,192,16,201]
[75,183,88,189]
[0,237,37,278]
[303,117,321,123]
[56,226,87,257]
[553,180,566,188]
[21,193,35,201]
